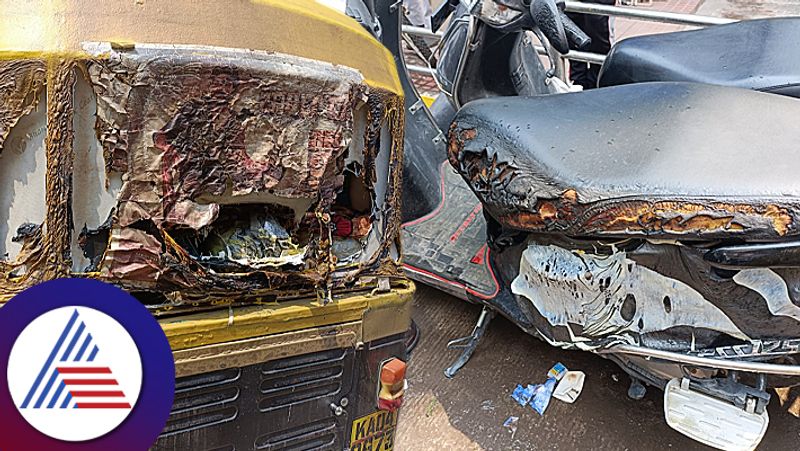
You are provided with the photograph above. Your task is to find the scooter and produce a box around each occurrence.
[353,0,800,448]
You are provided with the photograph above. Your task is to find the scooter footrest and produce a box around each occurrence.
[664,378,768,451]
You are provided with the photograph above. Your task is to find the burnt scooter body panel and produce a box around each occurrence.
[385,2,502,300]
[383,1,800,447]
[399,6,556,302]
[449,83,800,357]
[388,0,800,386]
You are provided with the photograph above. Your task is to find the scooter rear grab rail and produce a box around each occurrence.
[602,344,800,376]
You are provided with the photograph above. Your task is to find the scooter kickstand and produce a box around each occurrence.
[628,377,647,400]
[444,307,496,378]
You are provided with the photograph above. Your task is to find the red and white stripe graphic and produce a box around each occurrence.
[57,366,131,409]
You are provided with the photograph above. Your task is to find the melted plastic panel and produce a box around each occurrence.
[0,58,47,287]
[84,44,402,300]
[487,233,800,354]
[0,90,47,263]
[71,69,121,272]
[511,243,747,350]
[733,269,800,323]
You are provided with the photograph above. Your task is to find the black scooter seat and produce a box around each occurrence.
[599,18,800,98]
[448,82,800,241]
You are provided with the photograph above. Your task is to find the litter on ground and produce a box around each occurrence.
[510,363,584,416]
[553,371,586,403]
[503,415,519,439]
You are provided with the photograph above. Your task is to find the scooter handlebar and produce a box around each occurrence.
[559,10,592,50]
[529,0,592,53]
[529,0,570,54]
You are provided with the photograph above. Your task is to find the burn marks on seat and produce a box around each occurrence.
[448,125,797,240]
[583,200,793,238]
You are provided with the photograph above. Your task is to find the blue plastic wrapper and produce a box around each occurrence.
[529,377,557,415]
[511,384,536,406]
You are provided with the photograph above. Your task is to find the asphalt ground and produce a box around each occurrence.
[395,286,800,450]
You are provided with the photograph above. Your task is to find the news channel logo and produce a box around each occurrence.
[0,279,175,450]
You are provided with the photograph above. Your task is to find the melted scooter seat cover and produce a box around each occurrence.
[448,82,800,240]
[598,18,800,97]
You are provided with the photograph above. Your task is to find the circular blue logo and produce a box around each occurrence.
[0,278,175,450]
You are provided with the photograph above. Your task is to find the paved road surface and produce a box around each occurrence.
[396,286,800,450]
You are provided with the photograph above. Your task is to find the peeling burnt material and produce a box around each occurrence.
[6,224,43,278]
[510,243,748,351]
[485,232,800,357]
[583,200,793,237]
[354,92,406,276]
[12,223,41,244]
[449,126,798,240]
[0,59,46,148]
[45,59,76,277]
[89,55,132,174]
[0,46,405,308]
[86,47,402,301]
[87,48,364,228]
[0,58,72,297]
[0,58,47,288]
[151,77,359,219]
[78,216,111,272]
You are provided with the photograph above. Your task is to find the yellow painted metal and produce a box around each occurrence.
[0,0,402,95]
[422,94,437,107]
[162,281,415,351]
[0,0,414,356]
[173,322,362,378]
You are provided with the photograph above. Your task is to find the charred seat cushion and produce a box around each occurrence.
[598,18,800,98]
[448,82,800,240]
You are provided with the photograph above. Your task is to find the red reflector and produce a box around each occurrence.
[378,358,407,412]
[378,396,404,412]
[380,358,406,385]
